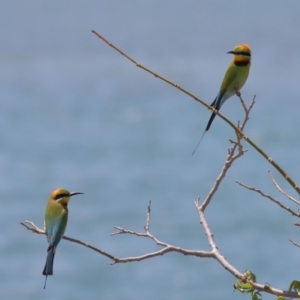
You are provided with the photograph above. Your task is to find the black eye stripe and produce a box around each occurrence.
[235,51,251,57]
[55,193,69,200]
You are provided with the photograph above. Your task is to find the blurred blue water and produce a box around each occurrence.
[1,1,300,299]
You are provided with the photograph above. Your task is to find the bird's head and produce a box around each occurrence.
[50,188,84,206]
[227,44,251,63]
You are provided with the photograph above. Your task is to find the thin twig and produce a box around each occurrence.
[268,170,300,205]
[199,106,248,211]
[21,220,44,234]
[144,200,151,233]
[290,239,300,249]
[235,181,300,217]
[194,118,248,271]
[21,220,212,264]
[237,93,255,118]
[111,247,214,264]
[21,221,116,260]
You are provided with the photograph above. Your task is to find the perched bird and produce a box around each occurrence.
[192,44,251,154]
[43,188,83,289]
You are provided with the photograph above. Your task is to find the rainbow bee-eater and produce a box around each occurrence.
[192,44,251,154]
[43,188,83,289]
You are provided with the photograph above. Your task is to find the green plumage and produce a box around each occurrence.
[219,61,250,96]
[44,199,68,248]
[42,188,83,289]
[192,43,251,154]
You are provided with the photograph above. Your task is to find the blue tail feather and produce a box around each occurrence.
[43,247,55,289]
[192,92,224,154]
[206,92,224,131]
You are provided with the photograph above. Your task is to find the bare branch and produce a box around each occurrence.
[110,244,214,265]
[112,227,149,238]
[236,91,247,113]
[110,202,220,264]
[235,181,300,217]
[237,95,256,133]
[20,219,213,265]
[196,199,240,272]
[199,100,251,211]
[194,122,249,275]
[200,146,242,211]
[21,194,299,298]
[91,29,300,197]
[269,170,300,205]
[290,239,300,249]
[21,220,45,234]
[144,200,151,233]
[237,93,256,119]
[21,221,116,261]
[191,100,300,298]
[192,104,253,283]
[194,203,297,298]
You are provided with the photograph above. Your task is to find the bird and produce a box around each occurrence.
[192,43,251,154]
[43,188,83,289]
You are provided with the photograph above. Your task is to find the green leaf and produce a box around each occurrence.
[288,280,300,291]
[242,283,253,289]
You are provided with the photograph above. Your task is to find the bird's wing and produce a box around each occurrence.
[219,64,239,93]
[46,209,68,247]
[213,64,239,109]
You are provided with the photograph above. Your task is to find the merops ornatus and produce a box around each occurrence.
[43,188,83,289]
[193,44,251,154]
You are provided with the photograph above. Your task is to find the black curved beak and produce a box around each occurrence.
[69,192,84,197]
[227,50,235,54]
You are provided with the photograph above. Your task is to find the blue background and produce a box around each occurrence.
[1,1,300,299]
